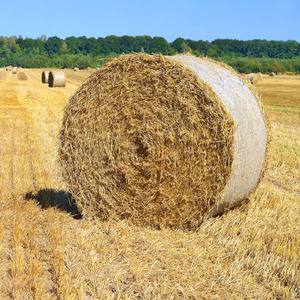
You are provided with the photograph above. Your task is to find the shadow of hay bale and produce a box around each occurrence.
[25,189,82,219]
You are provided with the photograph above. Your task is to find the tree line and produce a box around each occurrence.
[1,35,300,74]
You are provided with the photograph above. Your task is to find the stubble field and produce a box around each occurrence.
[0,69,299,299]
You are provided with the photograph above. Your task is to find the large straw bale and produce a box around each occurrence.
[17,71,28,81]
[42,70,50,83]
[59,53,267,229]
[12,67,17,74]
[0,71,6,80]
[48,70,66,87]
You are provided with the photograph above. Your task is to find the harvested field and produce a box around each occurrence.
[0,71,6,80]
[0,68,299,299]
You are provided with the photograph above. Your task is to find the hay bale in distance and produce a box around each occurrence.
[0,68,4,72]
[248,72,262,85]
[6,66,12,71]
[59,53,267,229]
[17,71,28,81]
[12,67,17,74]
[269,72,275,77]
[74,67,79,71]
[41,70,50,83]
[48,70,66,87]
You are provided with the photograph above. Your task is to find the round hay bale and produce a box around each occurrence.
[269,72,275,77]
[17,71,28,81]
[74,67,79,71]
[0,68,4,72]
[277,72,282,75]
[248,72,262,85]
[41,70,50,83]
[87,67,91,71]
[59,53,267,229]
[0,71,6,80]
[48,70,66,87]
[6,66,12,71]
[12,67,17,74]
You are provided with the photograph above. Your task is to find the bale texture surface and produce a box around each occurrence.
[17,71,28,81]
[49,70,66,87]
[42,70,50,83]
[60,53,267,229]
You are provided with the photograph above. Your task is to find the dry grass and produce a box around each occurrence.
[0,71,6,80]
[0,68,299,299]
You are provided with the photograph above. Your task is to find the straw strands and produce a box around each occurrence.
[59,53,267,229]
[17,71,28,81]
[41,70,50,83]
[48,70,66,87]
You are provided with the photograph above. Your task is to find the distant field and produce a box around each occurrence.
[0,69,299,299]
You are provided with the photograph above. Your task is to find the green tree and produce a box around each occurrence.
[76,56,91,69]
[171,38,185,53]
[150,37,169,54]
[44,36,62,55]
[271,61,283,73]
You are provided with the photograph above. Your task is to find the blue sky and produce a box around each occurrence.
[1,0,299,42]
